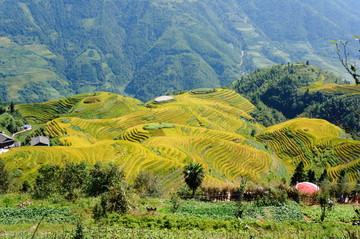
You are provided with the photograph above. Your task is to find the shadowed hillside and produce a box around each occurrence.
[1,0,359,102]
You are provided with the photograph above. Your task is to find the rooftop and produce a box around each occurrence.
[153,96,175,103]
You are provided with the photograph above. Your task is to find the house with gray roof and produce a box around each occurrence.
[30,136,50,146]
[0,133,15,148]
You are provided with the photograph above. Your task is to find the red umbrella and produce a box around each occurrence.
[295,182,319,194]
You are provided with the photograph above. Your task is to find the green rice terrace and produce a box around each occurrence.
[0,89,359,237]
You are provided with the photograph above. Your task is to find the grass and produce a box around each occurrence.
[0,193,359,238]
[0,197,358,238]
[143,123,175,130]
[190,88,217,94]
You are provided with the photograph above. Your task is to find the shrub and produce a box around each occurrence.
[73,221,84,239]
[254,187,287,207]
[87,162,125,197]
[60,162,89,201]
[32,164,61,199]
[133,171,162,197]
[169,193,182,213]
[0,160,10,194]
[106,185,129,214]
[92,184,129,221]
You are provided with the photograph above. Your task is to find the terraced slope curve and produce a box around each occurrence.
[3,90,360,188]
[2,89,278,189]
[257,118,360,182]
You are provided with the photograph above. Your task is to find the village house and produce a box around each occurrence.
[30,136,50,146]
[0,133,15,148]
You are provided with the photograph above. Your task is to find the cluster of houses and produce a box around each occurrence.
[0,125,50,154]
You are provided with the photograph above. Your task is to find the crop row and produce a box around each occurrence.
[144,136,270,181]
[190,89,254,113]
[120,126,151,143]
[0,207,78,224]
[334,143,360,164]
[257,128,310,166]
[46,120,67,137]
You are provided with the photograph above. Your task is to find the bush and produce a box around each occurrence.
[169,193,182,213]
[87,162,125,197]
[133,171,162,197]
[61,162,89,201]
[254,187,287,207]
[106,185,129,214]
[92,184,129,221]
[32,164,61,199]
[0,160,10,194]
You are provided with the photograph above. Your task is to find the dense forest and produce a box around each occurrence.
[230,63,360,138]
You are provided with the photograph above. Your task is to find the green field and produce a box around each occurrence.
[0,194,359,239]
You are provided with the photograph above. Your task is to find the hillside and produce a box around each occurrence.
[257,118,360,182]
[1,89,359,190]
[1,0,359,102]
[230,63,360,137]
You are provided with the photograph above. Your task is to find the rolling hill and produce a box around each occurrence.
[230,63,360,138]
[0,89,359,190]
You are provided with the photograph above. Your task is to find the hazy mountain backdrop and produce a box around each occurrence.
[1,0,359,102]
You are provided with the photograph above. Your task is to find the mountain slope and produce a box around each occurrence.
[2,89,360,189]
[230,63,360,137]
[1,0,359,102]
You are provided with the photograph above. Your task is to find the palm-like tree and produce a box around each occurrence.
[183,162,205,198]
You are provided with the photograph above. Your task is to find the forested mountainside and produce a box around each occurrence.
[1,0,359,102]
[230,63,360,138]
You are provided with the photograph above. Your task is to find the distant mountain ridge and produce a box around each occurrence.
[0,0,359,102]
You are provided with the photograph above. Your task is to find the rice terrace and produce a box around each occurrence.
[0,0,360,237]
[0,84,358,238]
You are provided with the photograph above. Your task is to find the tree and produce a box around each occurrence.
[183,162,205,198]
[319,192,334,222]
[8,101,15,113]
[307,169,316,183]
[319,169,328,182]
[332,36,360,85]
[290,161,306,186]
[33,164,61,199]
[0,160,10,193]
[60,162,89,201]
[133,171,162,197]
[87,162,125,197]
[336,169,350,201]
[235,178,248,218]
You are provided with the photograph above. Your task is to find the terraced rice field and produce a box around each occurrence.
[257,118,360,182]
[17,92,143,124]
[4,90,360,187]
[144,136,271,181]
[317,84,360,94]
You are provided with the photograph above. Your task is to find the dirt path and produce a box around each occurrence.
[12,127,31,137]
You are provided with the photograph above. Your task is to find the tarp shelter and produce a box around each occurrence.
[295,182,320,194]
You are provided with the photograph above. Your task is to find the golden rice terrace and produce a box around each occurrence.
[1,89,359,189]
